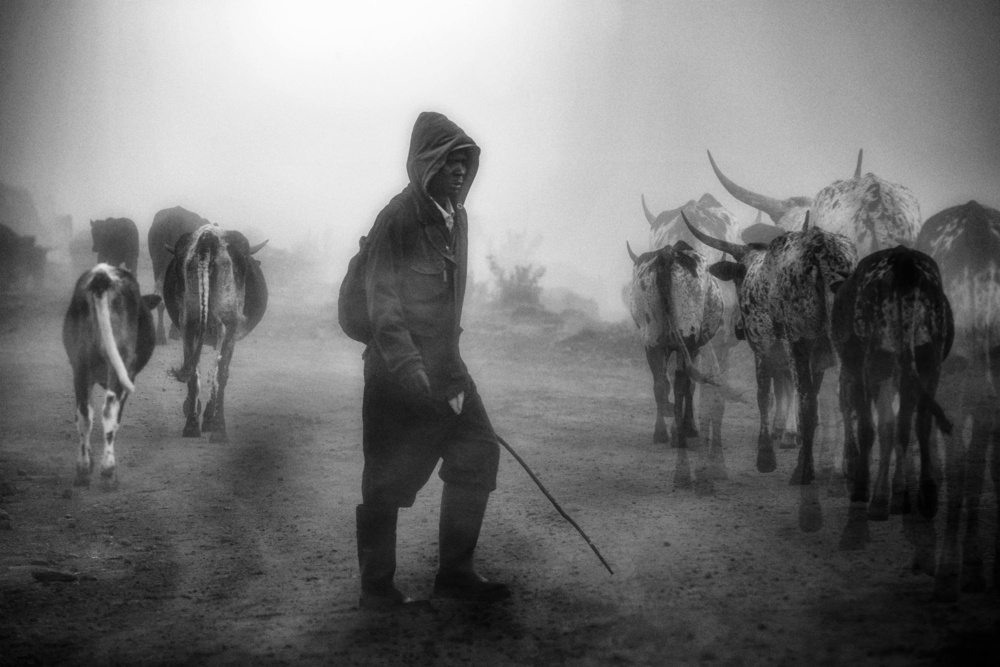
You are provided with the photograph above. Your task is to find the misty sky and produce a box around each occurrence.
[2,0,998,318]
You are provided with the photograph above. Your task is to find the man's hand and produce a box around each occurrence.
[448,391,465,415]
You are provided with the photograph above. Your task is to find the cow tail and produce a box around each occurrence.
[895,273,952,435]
[169,244,210,383]
[90,283,136,394]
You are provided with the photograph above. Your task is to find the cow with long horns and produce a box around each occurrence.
[163,224,268,442]
[148,206,210,344]
[628,239,724,450]
[684,212,857,490]
[708,149,921,257]
[917,200,1000,600]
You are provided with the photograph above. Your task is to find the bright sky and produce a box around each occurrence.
[2,0,998,318]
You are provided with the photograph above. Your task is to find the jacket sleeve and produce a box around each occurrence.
[364,209,424,380]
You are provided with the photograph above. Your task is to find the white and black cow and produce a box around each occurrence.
[638,193,744,465]
[62,263,160,485]
[628,239,724,450]
[685,212,858,489]
[148,206,209,344]
[917,200,1000,600]
[708,149,921,255]
[831,246,953,524]
[164,224,268,443]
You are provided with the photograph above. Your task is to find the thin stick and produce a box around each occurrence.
[495,433,614,575]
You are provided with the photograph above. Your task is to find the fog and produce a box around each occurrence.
[2,0,998,319]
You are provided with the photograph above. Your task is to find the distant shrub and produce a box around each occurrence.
[487,254,545,307]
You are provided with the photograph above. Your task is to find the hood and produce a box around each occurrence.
[406,111,480,207]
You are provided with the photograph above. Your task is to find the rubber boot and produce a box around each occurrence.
[433,483,511,602]
[356,504,412,610]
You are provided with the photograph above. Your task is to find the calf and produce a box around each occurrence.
[164,224,268,442]
[831,247,953,522]
[685,212,857,487]
[148,206,208,343]
[628,239,724,449]
[62,264,160,485]
[91,218,140,275]
[917,200,1000,600]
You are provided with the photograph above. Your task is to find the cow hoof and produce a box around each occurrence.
[100,465,115,479]
[73,474,90,488]
[788,465,813,486]
[756,447,777,473]
[209,430,229,444]
[183,425,202,438]
[778,434,799,450]
[682,424,699,438]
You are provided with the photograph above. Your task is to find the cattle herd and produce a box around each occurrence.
[1,149,997,606]
[628,150,999,602]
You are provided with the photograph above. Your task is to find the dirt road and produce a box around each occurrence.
[1,275,997,666]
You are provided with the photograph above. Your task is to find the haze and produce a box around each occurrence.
[2,0,998,319]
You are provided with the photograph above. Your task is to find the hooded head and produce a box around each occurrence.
[406,111,480,207]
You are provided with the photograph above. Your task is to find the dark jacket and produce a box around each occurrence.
[364,112,481,399]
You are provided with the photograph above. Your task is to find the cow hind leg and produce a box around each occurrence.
[869,383,897,520]
[789,344,819,486]
[182,370,202,437]
[155,302,167,345]
[209,332,237,444]
[73,378,94,487]
[755,358,776,473]
[100,389,125,482]
[646,347,670,445]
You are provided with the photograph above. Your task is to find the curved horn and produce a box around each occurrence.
[640,194,656,226]
[626,241,640,264]
[248,239,269,255]
[753,209,763,225]
[682,211,746,261]
[854,148,863,179]
[802,210,810,231]
[707,150,792,224]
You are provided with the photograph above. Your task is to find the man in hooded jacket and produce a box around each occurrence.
[356,111,510,610]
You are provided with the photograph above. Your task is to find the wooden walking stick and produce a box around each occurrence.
[495,433,614,575]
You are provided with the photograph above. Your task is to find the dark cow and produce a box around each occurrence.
[62,264,160,485]
[148,206,209,344]
[917,200,1000,600]
[685,212,857,493]
[0,223,48,292]
[832,247,953,526]
[164,224,268,443]
[91,218,140,275]
[639,193,744,467]
[709,149,921,257]
[628,239,723,451]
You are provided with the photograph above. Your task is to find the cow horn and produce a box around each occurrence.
[707,150,792,225]
[854,149,863,179]
[641,195,656,226]
[682,211,746,260]
[626,241,640,264]
[802,210,811,231]
[248,239,269,255]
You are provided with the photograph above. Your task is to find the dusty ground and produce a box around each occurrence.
[1,266,997,666]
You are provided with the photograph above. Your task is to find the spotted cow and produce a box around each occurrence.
[148,206,209,344]
[639,193,744,465]
[685,212,857,494]
[91,218,140,275]
[832,246,953,527]
[917,200,1000,600]
[62,264,160,485]
[164,224,268,442]
[628,239,724,451]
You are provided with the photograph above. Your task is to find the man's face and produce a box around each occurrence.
[427,150,469,200]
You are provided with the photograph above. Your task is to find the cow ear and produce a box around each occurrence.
[142,294,162,311]
[708,260,745,282]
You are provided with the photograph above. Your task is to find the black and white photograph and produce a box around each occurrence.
[1,1,998,665]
